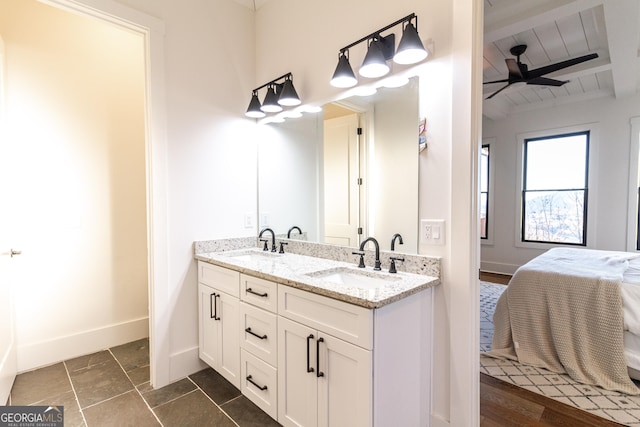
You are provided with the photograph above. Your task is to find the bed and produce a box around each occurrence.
[485,247,640,395]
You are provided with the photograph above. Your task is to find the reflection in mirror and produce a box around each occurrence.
[257,76,419,253]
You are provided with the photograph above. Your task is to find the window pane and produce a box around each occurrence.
[480,146,489,192]
[525,134,587,190]
[480,192,488,239]
[523,190,585,244]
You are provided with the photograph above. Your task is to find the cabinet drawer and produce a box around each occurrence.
[198,262,239,298]
[240,349,278,421]
[239,302,278,367]
[240,274,277,313]
[278,285,373,349]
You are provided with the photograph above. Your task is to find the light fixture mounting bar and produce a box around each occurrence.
[252,72,293,92]
[337,13,417,54]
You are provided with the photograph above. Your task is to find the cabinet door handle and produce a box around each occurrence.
[214,294,221,321]
[306,334,315,373]
[246,375,268,391]
[209,292,217,320]
[246,287,268,298]
[316,337,325,378]
[245,327,267,340]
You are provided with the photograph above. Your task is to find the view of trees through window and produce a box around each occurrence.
[480,145,489,239]
[522,132,589,245]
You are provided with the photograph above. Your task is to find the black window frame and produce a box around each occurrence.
[521,131,590,246]
[480,144,490,240]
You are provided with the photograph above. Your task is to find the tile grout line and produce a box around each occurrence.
[107,348,165,427]
[62,360,89,427]
[185,376,241,427]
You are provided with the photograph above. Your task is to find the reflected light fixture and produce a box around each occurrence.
[245,72,301,118]
[330,13,428,88]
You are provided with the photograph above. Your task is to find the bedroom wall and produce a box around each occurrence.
[481,92,640,274]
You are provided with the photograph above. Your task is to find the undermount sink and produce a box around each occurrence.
[306,267,401,289]
[222,249,282,263]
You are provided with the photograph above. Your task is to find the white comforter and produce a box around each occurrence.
[622,257,640,336]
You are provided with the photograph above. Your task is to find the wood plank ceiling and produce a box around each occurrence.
[483,0,640,120]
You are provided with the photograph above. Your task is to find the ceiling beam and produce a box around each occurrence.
[602,0,639,98]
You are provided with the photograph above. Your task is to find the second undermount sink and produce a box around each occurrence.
[306,267,401,289]
[222,249,282,263]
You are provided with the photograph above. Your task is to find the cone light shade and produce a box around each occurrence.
[260,86,282,113]
[393,22,428,65]
[330,53,358,88]
[245,93,266,118]
[359,41,390,78]
[278,79,301,106]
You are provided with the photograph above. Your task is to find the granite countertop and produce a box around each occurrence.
[195,247,439,309]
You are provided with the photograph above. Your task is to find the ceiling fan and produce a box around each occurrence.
[483,44,599,99]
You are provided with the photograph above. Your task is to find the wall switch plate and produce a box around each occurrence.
[260,212,270,228]
[421,219,445,245]
[244,212,255,228]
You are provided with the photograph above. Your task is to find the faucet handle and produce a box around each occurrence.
[259,239,269,251]
[389,257,405,274]
[352,251,366,268]
[279,241,288,254]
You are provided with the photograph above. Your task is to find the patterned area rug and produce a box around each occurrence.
[480,281,640,426]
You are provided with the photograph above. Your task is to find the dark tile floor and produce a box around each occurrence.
[8,338,280,426]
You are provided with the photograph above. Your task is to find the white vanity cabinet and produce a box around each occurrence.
[197,262,241,388]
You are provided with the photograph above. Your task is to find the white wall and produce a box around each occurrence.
[481,93,640,274]
[0,0,149,370]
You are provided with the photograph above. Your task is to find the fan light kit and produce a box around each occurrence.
[483,44,599,99]
[330,13,428,88]
[246,72,301,119]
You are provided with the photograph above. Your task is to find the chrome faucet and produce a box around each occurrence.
[359,237,381,271]
[391,233,404,251]
[258,228,277,252]
[287,225,302,238]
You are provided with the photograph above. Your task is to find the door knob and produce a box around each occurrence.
[10,249,22,257]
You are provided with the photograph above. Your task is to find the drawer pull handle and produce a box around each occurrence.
[213,294,220,321]
[245,327,267,340]
[316,337,325,378]
[246,375,268,391]
[306,334,315,373]
[246,287,268,298]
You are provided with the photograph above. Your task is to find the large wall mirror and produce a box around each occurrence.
[257,76,419,253]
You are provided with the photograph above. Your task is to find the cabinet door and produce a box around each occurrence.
[317,333,372,427]
[198,283,219,368]
[278,317,318,427]
[218,291,241,389]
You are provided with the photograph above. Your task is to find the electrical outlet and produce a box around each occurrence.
[260,212,270,227]
[421,219,445,245]
[244,213,255,228]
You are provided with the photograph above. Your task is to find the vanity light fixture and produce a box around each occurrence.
[330,13,428,88]
[245,72,301,118]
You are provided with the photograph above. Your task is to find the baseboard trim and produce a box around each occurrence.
[480,261,520,275]
[431,413,450,427]
[168,346,206,384]
[17,317,149,373]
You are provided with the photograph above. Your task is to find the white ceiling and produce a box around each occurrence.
[483,0,640,120]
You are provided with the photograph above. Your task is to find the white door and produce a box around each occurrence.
[198,283,218,368]
[317,333,371,427]
[0,34,17,405]
[323,114,361,246]
[278,316,318,427]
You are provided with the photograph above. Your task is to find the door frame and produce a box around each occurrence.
[42,0,170,388]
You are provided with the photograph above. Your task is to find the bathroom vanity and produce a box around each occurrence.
[195,241,439,427]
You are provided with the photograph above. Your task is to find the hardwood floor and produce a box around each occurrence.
[478,271,625,426]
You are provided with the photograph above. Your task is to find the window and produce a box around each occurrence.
[521,131,589,245]
[480,145,489,239]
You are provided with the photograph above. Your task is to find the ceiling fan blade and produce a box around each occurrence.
[527,77,567,86]
[528,53,598,79]
[486,83,512,99]
[505,58,522,78]
[483,78,510,85]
